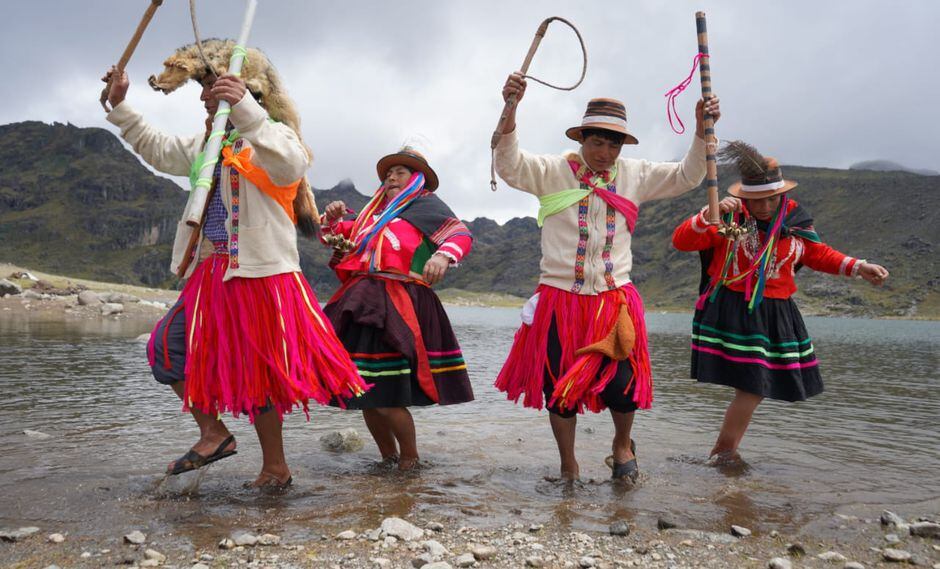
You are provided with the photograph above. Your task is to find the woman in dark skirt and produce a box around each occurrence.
[672,141,889,461]
[320,147,474,470]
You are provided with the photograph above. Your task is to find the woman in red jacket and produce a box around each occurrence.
[671,141,889,462]
[320,148,474,470]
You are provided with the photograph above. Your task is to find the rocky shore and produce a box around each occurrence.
[2,510,938,569]
[0,264,175,322]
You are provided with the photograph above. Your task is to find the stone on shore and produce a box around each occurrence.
[844,562,865,569]
[0,279,22,296]
[381,517,424,541]
[455,552,476,567]
[423,563,453,569]
[47,533,65,543]
[218,538,236,549]
[102,292,140,304]
[143,549,166,562]
[0,527,40,542]
[258,533,281,545]
[471,544,497,560]
[910,521,940,539]
[882,548,912,562]
[77,291,101,305]
[657,516,678,530]
[817,550,846,562]
[321,428,365,452]
[422,539,449,558]
[768,557,791,569]
[100,302,124,315]
[881,510,906,526]
[232,532,258,546]
[609,521,630,536]
[731,525,752,537]
[123,530,146,545]
[336,530,357,540]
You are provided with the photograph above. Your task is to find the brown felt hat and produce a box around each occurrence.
[727,156,798,199]
[565,98,639,145]
[376,147,439,191]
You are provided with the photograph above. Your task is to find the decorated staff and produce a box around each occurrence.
[98,0,163,111]
[489,17,587,191]
[184,0,258,230]
[695,12,721,224]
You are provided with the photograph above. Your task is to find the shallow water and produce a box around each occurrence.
[0,308,938,547]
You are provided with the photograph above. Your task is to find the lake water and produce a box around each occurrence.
[0,307,938,549]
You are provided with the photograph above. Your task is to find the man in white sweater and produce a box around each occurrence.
[494,72,720,483]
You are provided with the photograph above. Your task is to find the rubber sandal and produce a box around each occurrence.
[605,439,638,483]
[167,435,237,476]
[244,471,293,489]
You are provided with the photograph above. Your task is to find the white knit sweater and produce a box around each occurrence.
[495,130,707,295]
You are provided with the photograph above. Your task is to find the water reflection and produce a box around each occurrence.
[0,310,937,542]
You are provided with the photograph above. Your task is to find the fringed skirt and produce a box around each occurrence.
[147,253,368,420]
[495,283,652,415]
[692,288,822,401]
[323,274,474,408]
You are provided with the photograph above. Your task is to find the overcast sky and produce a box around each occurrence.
[2,1,937,222]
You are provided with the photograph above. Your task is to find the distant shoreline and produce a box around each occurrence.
[2,263,936,322]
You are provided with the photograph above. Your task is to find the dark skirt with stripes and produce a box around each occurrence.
[692,288,823,402]
[323,276,474,409]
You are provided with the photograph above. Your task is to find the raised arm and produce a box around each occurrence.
[104,69,201,177]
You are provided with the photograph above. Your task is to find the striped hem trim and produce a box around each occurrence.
[693,322,812,348]
[693,334,815,360]
[693,344,819,370]
[358,368,413,378]
[430,364,468,374]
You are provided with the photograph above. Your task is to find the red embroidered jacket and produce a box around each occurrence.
[324,216,472,281]
[672,200,863,300]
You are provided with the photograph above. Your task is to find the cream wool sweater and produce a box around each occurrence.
[107,93,310,281]
[495,130,708,295]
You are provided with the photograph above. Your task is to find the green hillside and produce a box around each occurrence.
[1,121,936,318]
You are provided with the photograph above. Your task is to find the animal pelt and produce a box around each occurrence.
[149,39,320,237]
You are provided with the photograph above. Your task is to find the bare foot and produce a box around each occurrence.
[398,455,419,471]
[560,459,580,480]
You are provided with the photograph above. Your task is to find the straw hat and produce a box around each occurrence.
[376,147,439,191]
[721,141,798,199]
[565,98,639,145]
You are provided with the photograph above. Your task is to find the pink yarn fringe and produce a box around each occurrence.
[494,284,652,414]
[162,254,368,421]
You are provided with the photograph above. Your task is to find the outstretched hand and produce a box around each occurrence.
[858,263,889,286]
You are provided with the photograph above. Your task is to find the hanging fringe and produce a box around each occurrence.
[495,284,653,413]
[179,254,368,422]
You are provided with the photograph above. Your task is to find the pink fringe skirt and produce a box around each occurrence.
[494,283,652,414]
[147,253,368,420]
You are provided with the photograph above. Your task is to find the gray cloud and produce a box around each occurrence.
[2,0,936,222]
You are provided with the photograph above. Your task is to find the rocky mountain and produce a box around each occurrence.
[850,160,939,177]
[1,121,937,318]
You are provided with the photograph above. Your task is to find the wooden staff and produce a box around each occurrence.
[99,0,164,112]
[490,17,587,191]
[696,11,720,224]
[175,0,258,278]
[183,0,258,230]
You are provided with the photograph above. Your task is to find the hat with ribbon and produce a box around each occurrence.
[720,140,798,199]
[376,147,439,191]
[565,98,639,145]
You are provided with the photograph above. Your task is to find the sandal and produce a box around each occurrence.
[245,471,293,489]
[605,439,638,483]
[167,435,237,476]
